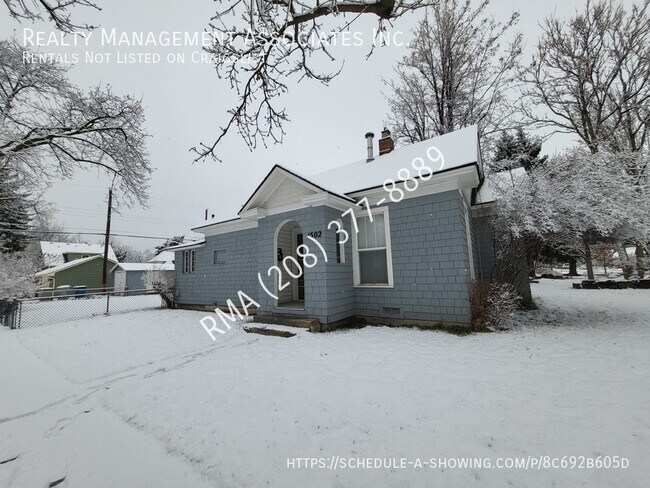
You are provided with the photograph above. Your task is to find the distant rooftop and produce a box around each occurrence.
[39,241,118,267]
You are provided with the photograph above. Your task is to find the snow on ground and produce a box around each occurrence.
[1,279,649,487]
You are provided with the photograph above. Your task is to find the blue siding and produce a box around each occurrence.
[175,190,474,325]
[353,190,471,325]
[174,228,259,307]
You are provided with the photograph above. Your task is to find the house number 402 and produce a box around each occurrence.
[307,231,322,238]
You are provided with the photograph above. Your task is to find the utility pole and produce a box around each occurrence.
[101,186,113,291]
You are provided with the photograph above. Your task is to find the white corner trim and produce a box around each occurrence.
[463,203,476,280]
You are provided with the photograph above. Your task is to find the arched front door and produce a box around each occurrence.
[274,220,304,310]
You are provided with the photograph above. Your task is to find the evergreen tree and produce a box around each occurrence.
[155,236,185,256]
[493,128,547,172]
[0,167,31,253]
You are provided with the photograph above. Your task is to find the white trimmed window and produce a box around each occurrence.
[352,207,393,287]
[183,249,196,273]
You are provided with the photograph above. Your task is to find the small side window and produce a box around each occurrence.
[183,250,196,273]
[214,249,226,265]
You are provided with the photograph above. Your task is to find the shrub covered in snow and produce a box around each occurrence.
[144,265,175,308]
[0,251,38,299]
[470,281,520,331]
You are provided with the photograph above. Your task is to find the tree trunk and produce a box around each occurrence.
[584,241,595,281]
[619,244,633,279]
[527,253,537,278]
[568,258,578,276]
[635,244,646,278]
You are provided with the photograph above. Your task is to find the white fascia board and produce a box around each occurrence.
[299,192,352,211]
[201,219,258,237]
[240,193,353,220]
[239,208,268,221]
[348,165,480,205]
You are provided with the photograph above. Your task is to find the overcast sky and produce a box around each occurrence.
[0,0,629,252]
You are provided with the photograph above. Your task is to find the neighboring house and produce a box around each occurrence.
[34,255,118,290]
[148,251,175,266]
[171,126,526,328]
[35,241,119,291]
[39,241,118,268]
[114,262,175,292]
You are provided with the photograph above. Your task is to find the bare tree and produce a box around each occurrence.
[524,0,650,157]
[383,0,522,146]
[0,40,151,207]
[3,0,100,32]
[30,213,75,242]
[524,0,650,276]
[193,0,442,161]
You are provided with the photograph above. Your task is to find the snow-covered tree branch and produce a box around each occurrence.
[523,0,650,156]
[384,0,522,147]
[0,250,38,299]
[0,40,151,207]
[193,0,439,162]
[3,0,100,32]
[493,149,650,279]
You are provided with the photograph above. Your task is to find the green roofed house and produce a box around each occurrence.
[35,241,119,294]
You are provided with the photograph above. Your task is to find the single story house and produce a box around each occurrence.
[114,262,175,292]
[34,255,118,291]
[171,126,524,328]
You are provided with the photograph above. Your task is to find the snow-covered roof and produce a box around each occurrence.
[192,126,481,230]
[148,251,175,265]
[166,239,206,251]
[310,125,481,195]
[475,167,528,205]
[34,254,118,277]
[40,241,118,267]
[117,262,174,272]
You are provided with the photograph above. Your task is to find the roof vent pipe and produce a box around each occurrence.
[365,131,375,162]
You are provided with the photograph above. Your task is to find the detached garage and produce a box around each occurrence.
[113,263,174,292]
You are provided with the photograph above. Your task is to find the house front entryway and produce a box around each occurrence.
[274,220,305,310]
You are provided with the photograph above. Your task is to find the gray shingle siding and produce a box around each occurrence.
[354,190,471,325]
[472,210,497,281]
[174,189,474,325]
[174,228,259,307]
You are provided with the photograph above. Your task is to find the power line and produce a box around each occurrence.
[0,227,173,240]
[55,208,191,226]
[49,181,207,208]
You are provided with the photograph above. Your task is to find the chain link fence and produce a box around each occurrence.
[1,289,169,329]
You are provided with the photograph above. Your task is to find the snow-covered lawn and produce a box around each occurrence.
[18,293,164,328]
[1,279,649,487]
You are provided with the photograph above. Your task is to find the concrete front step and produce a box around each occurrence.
[254,314,320,331]
[243,326,296,338]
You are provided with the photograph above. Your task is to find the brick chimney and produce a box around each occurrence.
[378,128,395,155]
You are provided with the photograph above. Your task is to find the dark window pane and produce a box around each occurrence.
[336,232,341,263]
[359,250,388,284]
